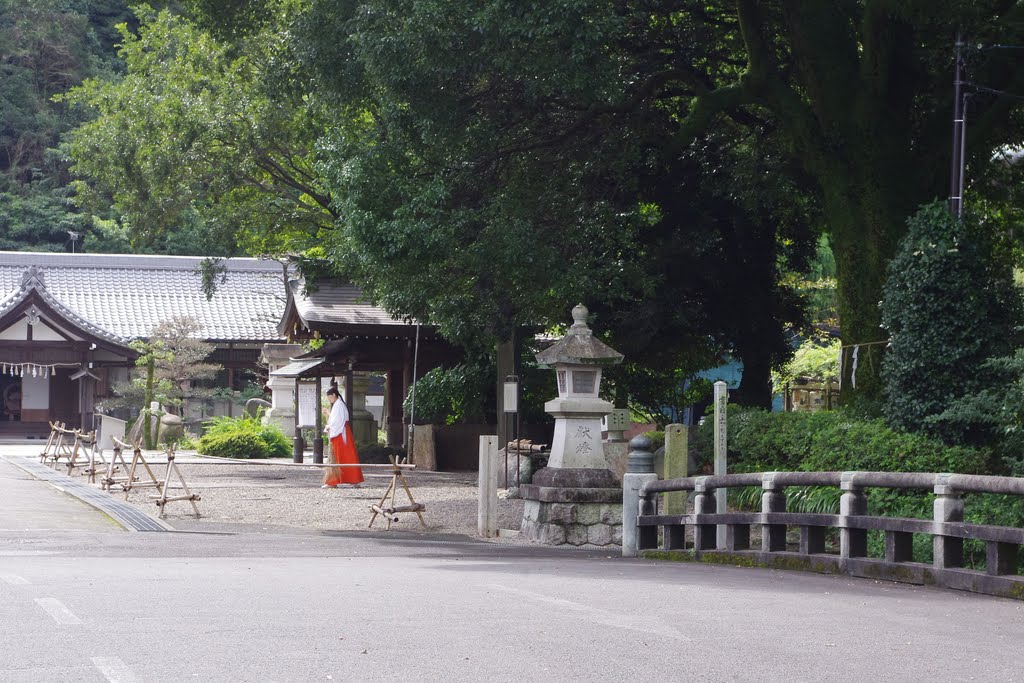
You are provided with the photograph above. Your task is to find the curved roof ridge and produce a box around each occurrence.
[2,267,133,350]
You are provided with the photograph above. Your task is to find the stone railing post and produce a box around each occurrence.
[840,472,868,559]
[761,472,787,552]
[933,474,964,570]
[693,477,717,551]
[622,436,657,558]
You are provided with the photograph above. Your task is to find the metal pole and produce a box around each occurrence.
[949,32,965,216]
[957,95,969,218]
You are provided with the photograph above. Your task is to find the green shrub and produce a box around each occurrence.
[405,363,489,425]
[197,414,290,458]
[693,406,993,476]
[881,201,1020,441]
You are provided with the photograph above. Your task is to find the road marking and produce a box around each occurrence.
[0,573,29,585]
[92,656,137,683]
[485,584,690,641]
[34,598,82,625]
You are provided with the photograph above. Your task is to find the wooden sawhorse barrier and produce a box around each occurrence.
[111,438,201,518]
[151,445,201,518]
[40,421,73,466]
[368,456,427,530]
[68,430,102,480]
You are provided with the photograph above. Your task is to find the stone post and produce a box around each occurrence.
[478,435,498,538]
[663,424,688,516]
[933,474,964,570]
[622,435,657,557]
[713,381,728,549]
[761,472,787,552]
[840,472,868,560]
[692,477,717,550]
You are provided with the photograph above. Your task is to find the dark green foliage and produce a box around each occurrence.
[404,364,491,426]
[197,414,290,458]
[691,406,993,479]
[0,0,133,252]
[356,443,407,465]
[643,431,665,453]
[881,202,1021,441]
[937,349,1024,477]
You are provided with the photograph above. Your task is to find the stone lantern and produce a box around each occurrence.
[520,304,625,546]
[536,304,623,470]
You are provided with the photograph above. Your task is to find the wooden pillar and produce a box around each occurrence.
[292,376,303,463]
[495,333,517,448]
[386,368,404,447]
[403,341,413,449]
[313,375,324,463]
[227,366,235,417]
[345,364,354,412]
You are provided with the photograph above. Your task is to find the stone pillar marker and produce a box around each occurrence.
[478,435,498,538]
[713,380,728,549]
[520,304,625,546]
[663,424,688,516]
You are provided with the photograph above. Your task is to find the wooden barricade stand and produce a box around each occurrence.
[369,456,427,530]
[39,421,60,463]
[149,445,201,518]
[50,427,83,472]
[41,422,73,466]
[100,439,135,492]
[113,437,164,500]
[72,432,104,481]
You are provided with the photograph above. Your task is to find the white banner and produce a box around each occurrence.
[297,383,318,428]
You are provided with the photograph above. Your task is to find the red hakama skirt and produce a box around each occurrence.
[324,424,364,486]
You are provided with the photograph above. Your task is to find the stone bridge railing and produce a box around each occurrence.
[629,470,1024,600]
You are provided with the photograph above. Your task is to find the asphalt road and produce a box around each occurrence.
[2,461,1024,681]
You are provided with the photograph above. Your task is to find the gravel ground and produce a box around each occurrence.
[121,457,527,538]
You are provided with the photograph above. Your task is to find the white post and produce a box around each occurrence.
[713,381,728,549]
[478,435,498,538]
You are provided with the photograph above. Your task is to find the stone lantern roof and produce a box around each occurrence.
[535,304,623,368]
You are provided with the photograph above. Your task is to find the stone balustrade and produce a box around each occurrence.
[630,470,1024,600]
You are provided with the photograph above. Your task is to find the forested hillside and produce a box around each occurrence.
[0,0,233,255]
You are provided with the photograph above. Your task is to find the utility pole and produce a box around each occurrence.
[949,33,967,218]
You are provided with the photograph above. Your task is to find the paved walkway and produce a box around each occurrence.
[0,457,120,532]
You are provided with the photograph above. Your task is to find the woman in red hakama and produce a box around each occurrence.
[322,386,364,487]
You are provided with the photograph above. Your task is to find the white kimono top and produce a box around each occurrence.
[325,398,349,440]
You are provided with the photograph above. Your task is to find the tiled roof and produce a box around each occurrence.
[288,279,410,327]
[0,266,132,349]
[0,252,286,341]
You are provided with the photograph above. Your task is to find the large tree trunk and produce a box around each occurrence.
[823,174,914,407]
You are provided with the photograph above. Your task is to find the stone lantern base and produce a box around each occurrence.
[519,468,623,546]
